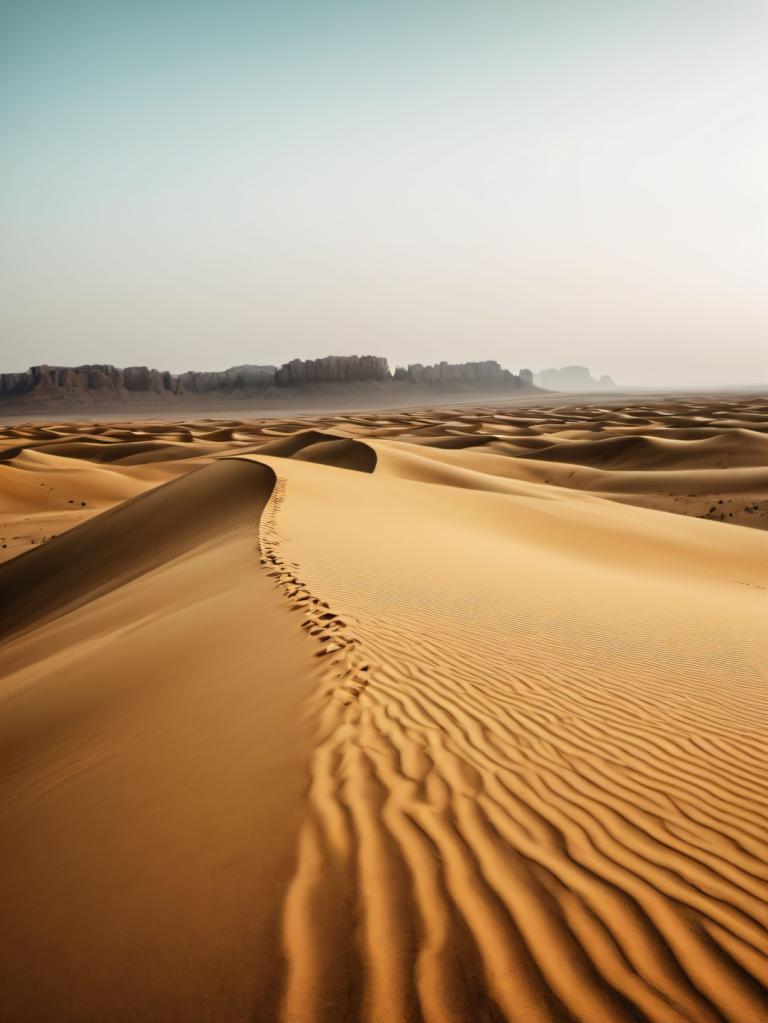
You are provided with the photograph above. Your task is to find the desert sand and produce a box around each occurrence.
[0,393,766,1022]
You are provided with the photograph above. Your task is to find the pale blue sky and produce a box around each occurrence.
[1,1,766,384]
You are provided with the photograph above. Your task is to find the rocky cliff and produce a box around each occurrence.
[178,365,276,393]
[0,363,279,403]
[0,355,539,405]
[394,360,526,390]
[0,364,179,399]
[275,356,390,387]
[276,356,535,392]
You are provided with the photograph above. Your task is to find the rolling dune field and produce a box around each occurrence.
[0,394,766,1022]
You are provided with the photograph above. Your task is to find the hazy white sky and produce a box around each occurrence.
[1,1,766,385]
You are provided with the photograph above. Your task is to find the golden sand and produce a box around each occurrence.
[1,395,766,1021]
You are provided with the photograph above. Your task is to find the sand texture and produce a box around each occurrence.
[0,394,766,1022]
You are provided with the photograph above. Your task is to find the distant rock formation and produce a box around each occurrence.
[178,365,276,393]
[0,355,540,405]
[0,364,179,400]
[123,366,177,393]
[534,366,615,391]
[0,363,278,403]
[393,360,525,390]
[275,356,390,387]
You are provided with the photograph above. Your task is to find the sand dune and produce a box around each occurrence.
[255,454,768,1023]
[516,429,768,471]
[0,459,322,1021]
[0,394,766,1022]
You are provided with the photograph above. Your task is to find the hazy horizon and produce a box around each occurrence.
[2,2,766,388]
[3,355,768,393]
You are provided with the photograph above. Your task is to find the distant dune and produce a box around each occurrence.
[0,393,766,1021]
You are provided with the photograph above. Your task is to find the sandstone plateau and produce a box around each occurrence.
[0,356,538,407]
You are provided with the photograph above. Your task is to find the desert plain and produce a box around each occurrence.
[0,392,766,1022]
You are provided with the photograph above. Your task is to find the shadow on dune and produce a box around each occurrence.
[0,459,277,644]
[419,435,494,450]
[517,430,768,470]
[255,429,347,457]
[255,430,377,472]
[0,431,376,646]
[291,437,377,472]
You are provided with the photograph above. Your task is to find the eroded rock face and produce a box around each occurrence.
[0,355,540,402]
[0,369,39,396]
[275,356,390,387]
[0,364,179,401]
[123,366,177,392]
[178,365,276,393]
[1,365,124,396]
[0,363,279,401]
[394,360,527,390]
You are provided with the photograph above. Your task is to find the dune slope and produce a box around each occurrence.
[246,452,768,1023]
[0,460,323,1022]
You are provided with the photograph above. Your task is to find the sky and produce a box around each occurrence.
[1,1,766,386]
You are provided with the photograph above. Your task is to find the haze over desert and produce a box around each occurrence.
[0,392,766,1021]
